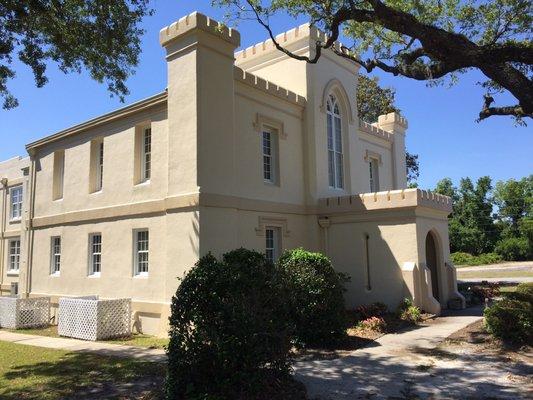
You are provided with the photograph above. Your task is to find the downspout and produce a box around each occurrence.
[25,153,37,296]
[0,177,8,292]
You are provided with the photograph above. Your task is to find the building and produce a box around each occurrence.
[1,12,464,337]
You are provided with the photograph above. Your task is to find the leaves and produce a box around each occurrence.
[0,0,152,109]
[216,0,533,122]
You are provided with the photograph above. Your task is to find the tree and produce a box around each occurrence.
[356,74,420,186]
[494,175,533,237]
[435,176,498,254]
[0,1,151,109]
[217,0,533,123]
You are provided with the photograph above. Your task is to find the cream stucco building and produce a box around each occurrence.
[1,12,464,336]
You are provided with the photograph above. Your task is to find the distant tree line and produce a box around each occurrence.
[435,175,533,261]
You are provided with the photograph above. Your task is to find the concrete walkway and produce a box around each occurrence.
[294,308,493,399]
[0,331,166,363]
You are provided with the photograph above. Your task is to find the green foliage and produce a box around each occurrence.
[216,0,533,122]
[397,298,422,323]
[166,249,295,400]
[356,75,400,124]
[277,248,348,348]
[495,237,531,261]
[435,175,532,260]
[484,298,533,344]
[507,282,533,303]
[450,252,503,266]
[1,1,152,109]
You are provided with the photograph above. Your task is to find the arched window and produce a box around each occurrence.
[326,94,343,189]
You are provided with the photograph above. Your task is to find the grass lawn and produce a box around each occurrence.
[0,341,164,400]
[456,269,533,279]
[5,325,169,349]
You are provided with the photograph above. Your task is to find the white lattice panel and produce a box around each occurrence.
[0,296,50,329]
[58,297,131,341]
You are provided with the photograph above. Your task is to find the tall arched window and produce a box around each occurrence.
[327,94,343,189]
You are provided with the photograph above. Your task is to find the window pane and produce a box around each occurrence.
[143,128,152,180]
[9,240,20,271]
[328,151,335,187]
[136,230,149,275]
[265,227,281,263]
[51,237,61,274]
[90,234,102,274]
[11,186,23,219]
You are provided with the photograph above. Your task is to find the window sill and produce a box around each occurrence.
[9,218,21,224]
[50,272,60,277]
[133,273,149,279]
[89,190,103,195]
[52,197,64,202]
[263,180,279,187]
[88,273,101,278]
[134,180,151,188]
[7,270,19,277]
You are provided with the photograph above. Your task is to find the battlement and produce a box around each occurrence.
[318,188,452,214]
[358,120,393,142]
[235,23,352,65]
[234,67,306,106]
[376,112,408,132]
[159,12,240,48]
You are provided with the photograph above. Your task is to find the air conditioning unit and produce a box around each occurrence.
[10,282,19,297]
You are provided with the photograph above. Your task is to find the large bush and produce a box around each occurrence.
[450,252,503,266]
[166,249,301,400]
[277,248,348,347]
[484,298,532,344]
[495,237,530,261]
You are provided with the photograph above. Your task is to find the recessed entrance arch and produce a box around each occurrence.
[425,231,440,301]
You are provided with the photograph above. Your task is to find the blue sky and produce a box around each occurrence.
[1,1,531,189]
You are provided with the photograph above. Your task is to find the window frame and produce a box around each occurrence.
[326,94,344,189]
[265,226,281,263]
[8,238,21,274]
[88,233,102,277]
[50,236,61,276]
[10,185,23,221]
[133,229,149,277]
[261,126,279,185]
[141,127,152,182]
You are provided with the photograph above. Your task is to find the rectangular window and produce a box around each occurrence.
[265,227,281,263]
[327,113,343,189]
[88,234,102,276]
[8,239,20,272]
[50,236,61,275]
[134,230,149,276]
[53,150,65,200]
[369,158,380,192]
[10,185,23,220]
[262,128,279,184]
[141,128,152,181]
[90,139,104,192]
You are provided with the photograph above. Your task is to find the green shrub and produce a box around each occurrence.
[397,298,422,323]
[450,252,474,265]
[166,249,298,400]
[484,298,533,344]
[277,248,348,348]
[495,237,530,261]
[508,282,533,303]
[451,252,503,266]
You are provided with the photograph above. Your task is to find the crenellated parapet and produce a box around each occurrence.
[358,120,393,142]
[235,23,354,66]
[376,112,408,134]
[159,12,240,48]
[234,67,306,106]
[318,188,452,214]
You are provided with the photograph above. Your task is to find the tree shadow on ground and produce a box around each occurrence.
[2,351,165,400]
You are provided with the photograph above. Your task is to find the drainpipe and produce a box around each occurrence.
[0,178,7,292]
[318,216,331,256]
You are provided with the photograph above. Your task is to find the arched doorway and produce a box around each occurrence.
[425,232,440,301]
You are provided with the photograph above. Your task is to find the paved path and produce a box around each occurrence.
[0,331,166,363]
[459,276,533,283]
[456,261,533,272]
[294,307,504,400]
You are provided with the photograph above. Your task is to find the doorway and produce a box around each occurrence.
[425,232,440,301]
